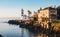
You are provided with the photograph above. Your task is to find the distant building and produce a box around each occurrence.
[20,9,29,21]
[38,7,57,23]
[20,15,29,21]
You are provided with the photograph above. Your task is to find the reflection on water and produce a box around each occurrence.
[0,18,60,37]
[20,27,60,37]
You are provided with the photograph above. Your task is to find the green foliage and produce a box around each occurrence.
[28,10,31,14]
[52,20,60,23]
[57,6,60,9]
[25,20,31,24]
[27,10,32,17]
[34,21,39,26]
[57,6,60,19]
[51,20,60,28]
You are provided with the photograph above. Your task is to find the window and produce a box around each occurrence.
[50,11,55,13]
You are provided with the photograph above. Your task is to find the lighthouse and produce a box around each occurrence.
[20,9,29,21]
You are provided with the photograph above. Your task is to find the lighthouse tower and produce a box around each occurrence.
[20,9,24,20]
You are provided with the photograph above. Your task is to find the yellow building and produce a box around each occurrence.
[32,11,38,21]
[38,7,57,23]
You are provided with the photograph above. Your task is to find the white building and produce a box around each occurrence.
[38,7,57,23]
[20,15,29,21]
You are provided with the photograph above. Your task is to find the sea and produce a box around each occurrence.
[0,17,60,37]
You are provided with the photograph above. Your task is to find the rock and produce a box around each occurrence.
[0,34,3,37]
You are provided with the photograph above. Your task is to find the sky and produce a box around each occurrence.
[0,0,60,18]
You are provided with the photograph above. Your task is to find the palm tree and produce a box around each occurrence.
[27,10,32,18]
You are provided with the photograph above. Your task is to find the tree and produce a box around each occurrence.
[57,6,60,19]
[27,10,32,17]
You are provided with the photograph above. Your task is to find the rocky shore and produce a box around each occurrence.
[8,20,60,34]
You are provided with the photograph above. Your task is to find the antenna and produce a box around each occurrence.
[54,5,56,8]
[54,5,56,10]
[21,8,24,16]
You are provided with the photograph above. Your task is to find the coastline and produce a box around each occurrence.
[8,20,60,34]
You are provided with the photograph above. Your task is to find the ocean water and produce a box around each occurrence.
[0,18,60,37]
[0,18,33,37]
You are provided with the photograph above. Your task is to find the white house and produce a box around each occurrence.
[38,7,57,23]
[20,15,29,21]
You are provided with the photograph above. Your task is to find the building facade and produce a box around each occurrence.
[32,11,38,21]
[38,7,57,23]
